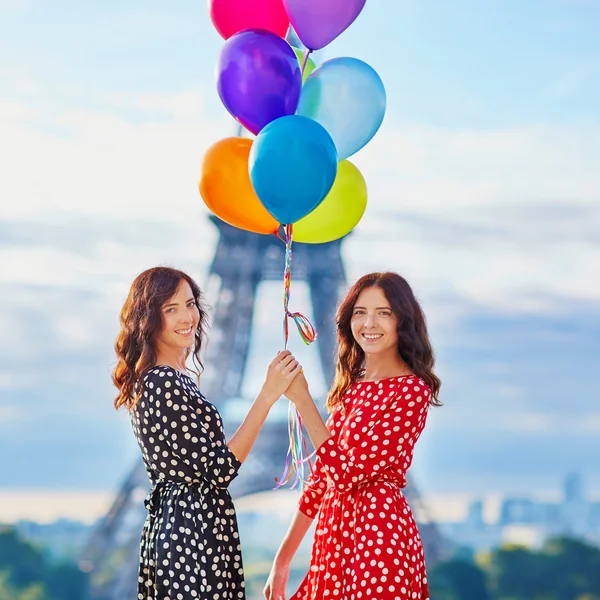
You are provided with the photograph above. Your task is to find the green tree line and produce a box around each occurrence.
[2,524,599,600]
[429,537,600,600]
[0,527,87,600]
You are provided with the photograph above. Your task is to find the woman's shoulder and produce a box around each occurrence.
[144,364,174,377]
[350,374,428,388]
[396,374,430,390]
[142,366,198,395]
[390,375,431,404]
[143,364,176,383]
[356,375,431,399]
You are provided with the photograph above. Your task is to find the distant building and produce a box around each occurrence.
[440,473,600,551]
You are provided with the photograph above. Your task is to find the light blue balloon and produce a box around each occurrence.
[297,57,386,160]
[249,115,338,225]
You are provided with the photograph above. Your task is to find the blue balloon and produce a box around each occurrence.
[249,115,338,224]
[297,57,386,160]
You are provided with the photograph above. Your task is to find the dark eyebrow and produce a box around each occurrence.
[353,306,391,310]
[163,297,195,309]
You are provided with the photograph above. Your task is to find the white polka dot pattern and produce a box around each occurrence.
[131,366,245,599]
[293,376,431,600]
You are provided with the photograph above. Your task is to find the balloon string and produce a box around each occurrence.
[301,48,312,77]
[275,223,317,491]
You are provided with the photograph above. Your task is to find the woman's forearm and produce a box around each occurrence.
[227,393,273,463]
[229,350,304,463]
[274,509,315,565]
[295,393,332,451]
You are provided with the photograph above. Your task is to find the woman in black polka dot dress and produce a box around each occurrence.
[113,267,303,600]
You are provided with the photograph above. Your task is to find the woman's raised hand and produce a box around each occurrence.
[283,369,310,405]
[259,351,303,405]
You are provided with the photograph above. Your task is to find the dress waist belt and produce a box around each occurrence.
[326,473,407,490]
[144,479,203,517]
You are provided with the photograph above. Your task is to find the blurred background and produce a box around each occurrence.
[1,0,599,599]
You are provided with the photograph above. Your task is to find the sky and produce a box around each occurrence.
[0,0,599,524]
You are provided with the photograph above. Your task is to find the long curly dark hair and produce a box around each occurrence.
[113,267,209,411]
[326,272,441,411]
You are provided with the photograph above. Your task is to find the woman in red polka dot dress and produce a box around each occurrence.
[264,272,442,600]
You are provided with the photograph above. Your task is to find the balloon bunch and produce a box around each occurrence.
[199,0,386,489]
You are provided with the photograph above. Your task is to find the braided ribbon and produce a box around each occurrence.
[274,223,317,490]
[283,224,316,347]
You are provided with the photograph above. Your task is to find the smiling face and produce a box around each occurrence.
[155,280,200,351]
[350,285,399,356]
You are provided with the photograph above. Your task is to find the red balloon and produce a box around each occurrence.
[209,0,290,40]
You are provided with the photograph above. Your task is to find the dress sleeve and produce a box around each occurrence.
[143,370,241,489]
[298,454,328,518]
[316,378,430,493]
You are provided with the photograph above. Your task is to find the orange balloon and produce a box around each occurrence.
[199,137,280,235]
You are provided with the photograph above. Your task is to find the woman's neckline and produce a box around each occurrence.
[152,364,192,378]
[355,374,414,384]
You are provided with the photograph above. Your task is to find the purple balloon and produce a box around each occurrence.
[217,29,302,135]
[283,0,367,51]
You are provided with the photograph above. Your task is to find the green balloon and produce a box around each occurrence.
[293,47,316,83]
[293,160,367,243]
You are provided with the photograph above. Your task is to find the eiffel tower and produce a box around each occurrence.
[79,217,448,598]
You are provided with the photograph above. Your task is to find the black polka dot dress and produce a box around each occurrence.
[130,366,245,600]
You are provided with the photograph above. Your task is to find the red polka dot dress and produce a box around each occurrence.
[293,376,431,600]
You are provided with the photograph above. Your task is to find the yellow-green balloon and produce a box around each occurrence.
[293,47,316,83]
[293,160,367,243]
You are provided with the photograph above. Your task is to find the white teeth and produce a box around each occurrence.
[175,328,192,335]
[363,334,383,340]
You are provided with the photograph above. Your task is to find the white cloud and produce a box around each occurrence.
[0,232,215,291]
[354,122,600,211]
[342,122,600,310]
[0,491,113,525]
[0,404,27,424]
[343,228,600,317]
[0,0,26,8]
[0,243,214,358]
[435,408,600,435]
[580,414,600,433]
[0,371,25,389]
[53,315,100,348]
[100,90,215,120]
[1,92,599,321]
[0,90,230,221]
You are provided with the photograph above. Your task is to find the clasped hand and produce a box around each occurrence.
[261,350,310,405]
